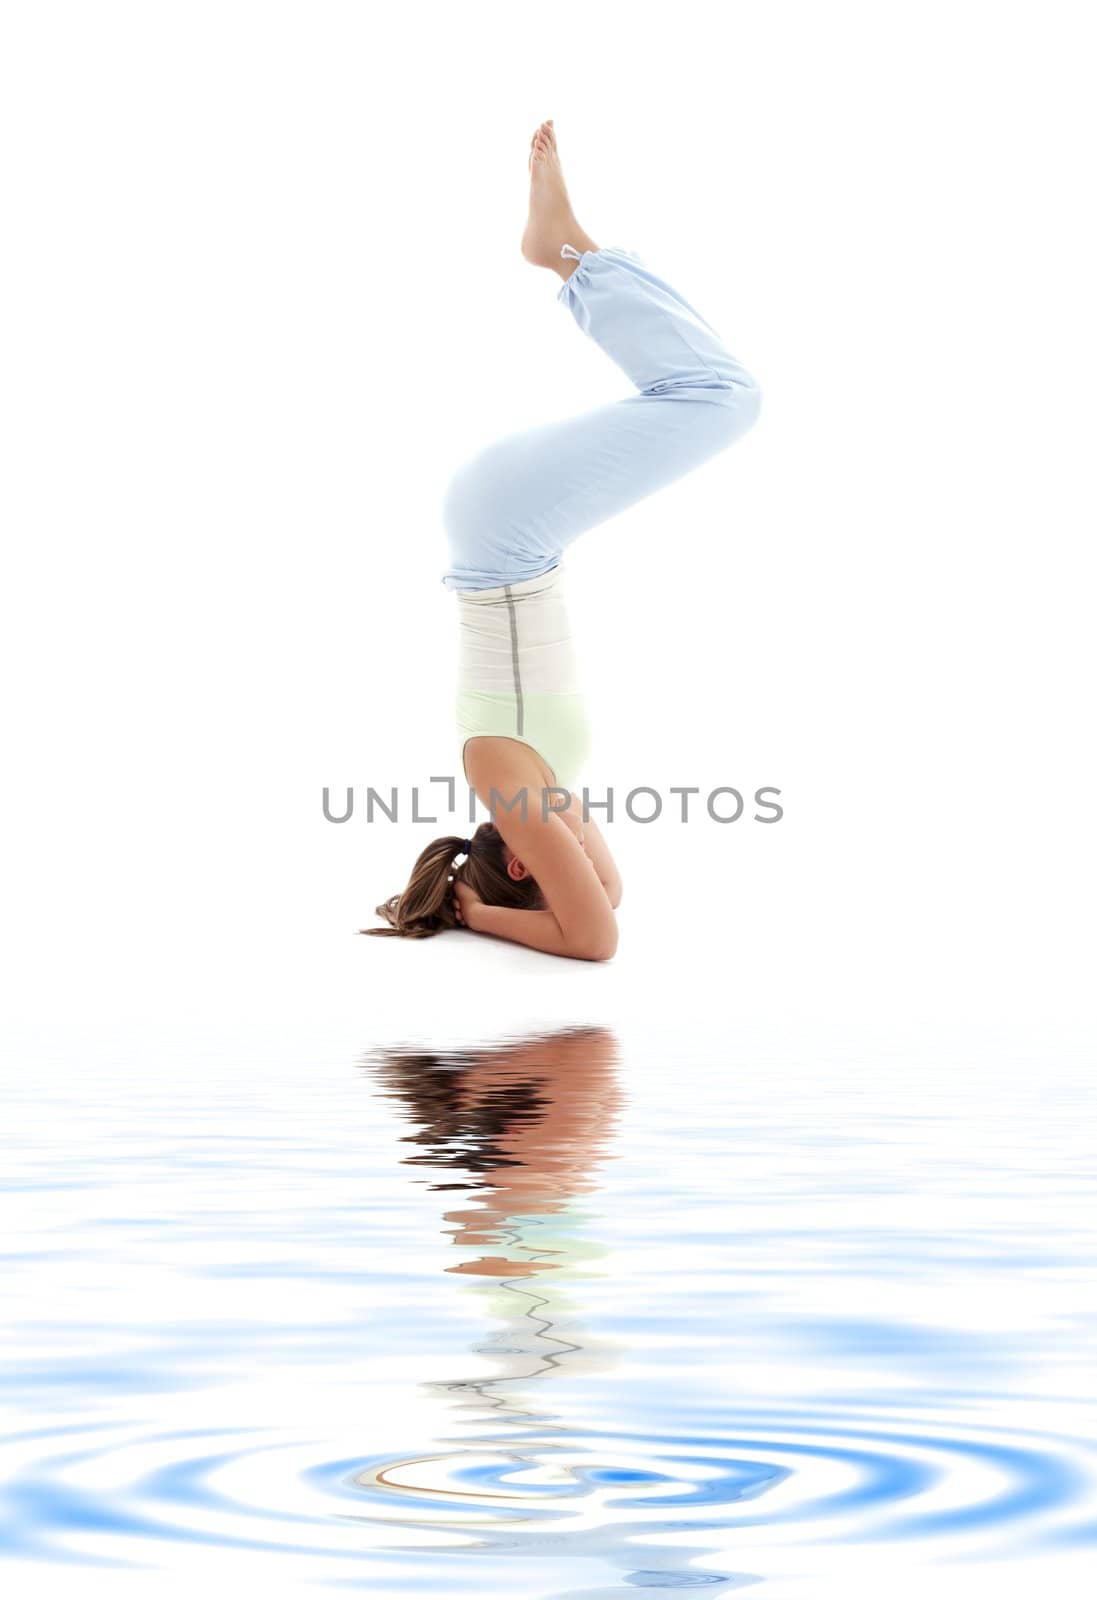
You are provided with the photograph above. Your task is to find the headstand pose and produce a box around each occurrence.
[365,121,761,960]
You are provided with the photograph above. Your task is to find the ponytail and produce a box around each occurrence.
[362,834,468,939]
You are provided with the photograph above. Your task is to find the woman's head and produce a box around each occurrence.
[362,821,542,939]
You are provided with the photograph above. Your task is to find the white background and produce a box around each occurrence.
[1,0,1094,1038]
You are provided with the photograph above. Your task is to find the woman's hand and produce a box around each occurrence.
[452,876,483,929]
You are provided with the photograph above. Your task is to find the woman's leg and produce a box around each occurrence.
[442,124,762,592]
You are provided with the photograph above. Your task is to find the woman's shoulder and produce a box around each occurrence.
[464,736,558,814]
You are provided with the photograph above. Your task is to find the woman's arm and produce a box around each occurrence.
[454,801,618,963]
[465,902,612,960]
[454,876,615,961]
[460,747,619,961]
[547,792,623,908]
[575,811,623,909]
[493,807,618,960]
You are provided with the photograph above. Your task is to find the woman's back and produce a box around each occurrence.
[455,561,592,794]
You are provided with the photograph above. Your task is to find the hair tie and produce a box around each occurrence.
[461,838,472,856]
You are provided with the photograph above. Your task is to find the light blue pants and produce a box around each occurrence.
[440,244,761,591]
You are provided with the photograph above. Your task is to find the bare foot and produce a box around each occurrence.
[521,119,599,279]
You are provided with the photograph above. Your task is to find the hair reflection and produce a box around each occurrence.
[359,1026,751,1594]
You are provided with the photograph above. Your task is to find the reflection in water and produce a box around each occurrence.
[2,1030,1096,1594]
[360,1026,761,1591]
[372,1025,621,1279]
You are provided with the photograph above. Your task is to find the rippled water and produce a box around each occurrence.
[2,1020,1095,1596]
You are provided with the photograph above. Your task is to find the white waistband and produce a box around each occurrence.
[454,562,565,607]
[456,562,582,696]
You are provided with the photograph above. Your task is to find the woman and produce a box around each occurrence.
[365,120,761,960]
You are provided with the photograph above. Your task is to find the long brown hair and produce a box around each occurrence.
[361,821,543,939]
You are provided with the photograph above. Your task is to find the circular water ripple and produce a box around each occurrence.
[5,1403,1095,1567]
[338,1406,1097,1543]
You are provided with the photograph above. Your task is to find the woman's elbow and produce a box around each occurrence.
[575,921,618,962]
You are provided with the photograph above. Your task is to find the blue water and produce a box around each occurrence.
[1,1021,1095,1596]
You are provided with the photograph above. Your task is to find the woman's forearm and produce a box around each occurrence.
[578,817,623,908]
[469,903,615,961]
[548,798,622,909]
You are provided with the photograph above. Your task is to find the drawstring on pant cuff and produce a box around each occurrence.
[558,241,590,303]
